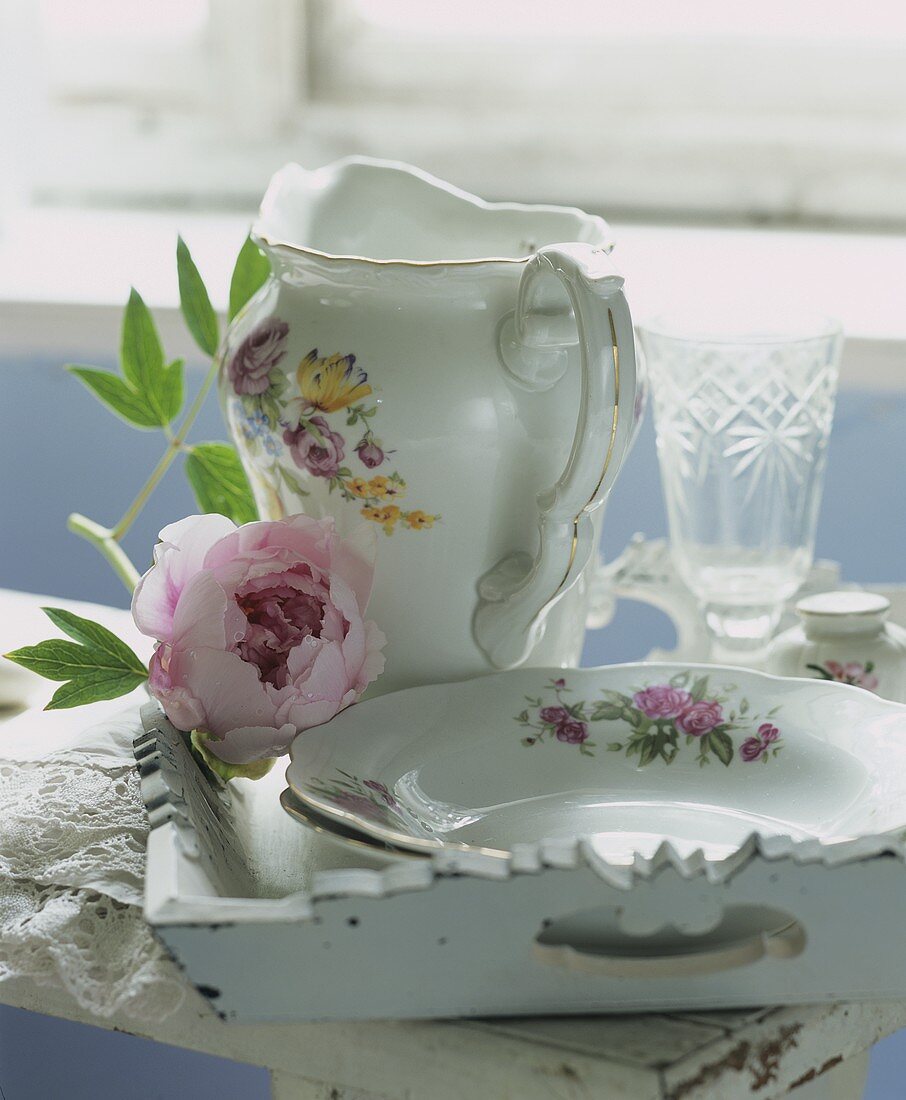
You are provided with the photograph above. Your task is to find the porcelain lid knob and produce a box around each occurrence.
[796,590,889,638]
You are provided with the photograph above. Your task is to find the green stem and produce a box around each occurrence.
[111,359,218,541]
[67,515,141,593]
[71,359,220,591]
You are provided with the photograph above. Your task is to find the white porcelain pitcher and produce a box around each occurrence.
[219,157,638,694]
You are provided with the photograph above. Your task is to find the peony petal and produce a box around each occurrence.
[161,647,279,738]
[203,723,298,765]
[329,522,378,611]
[169,569,244,651]
[356,620,387,691]
[133,513,236,642]
[275,695,344,733]
[148,646,206,732]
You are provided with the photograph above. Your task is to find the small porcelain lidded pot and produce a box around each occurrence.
[767,590,906,702]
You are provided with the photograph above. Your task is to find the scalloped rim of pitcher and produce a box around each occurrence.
[253,155,615,268]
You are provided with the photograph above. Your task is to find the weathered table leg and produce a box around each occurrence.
[780,1049,868,1100]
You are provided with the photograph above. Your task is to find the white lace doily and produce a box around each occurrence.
[0,709,185,1022]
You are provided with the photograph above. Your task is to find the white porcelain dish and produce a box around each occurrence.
[287,663,906,864]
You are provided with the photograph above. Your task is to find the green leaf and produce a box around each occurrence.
[41,607,147,672]
[158,359,185,425]
[121,288,163,396]
[67,366,164,429]
[4,608,147,711]
[229,234,271,321]
[590,702,624,721]
[710,728,734,767]
[177,236,220,356]
[690,675,709,702]
[46,671,148,710]
[185,442,258,525]
[607,742,623,751]
[638,736,658,767]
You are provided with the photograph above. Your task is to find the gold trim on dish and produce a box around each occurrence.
[285,777,510,861]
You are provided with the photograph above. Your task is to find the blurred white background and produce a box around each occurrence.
[4,0,906,223]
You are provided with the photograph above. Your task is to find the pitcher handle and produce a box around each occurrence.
[473,243,637,670]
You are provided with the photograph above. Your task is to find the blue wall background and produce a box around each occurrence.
[0,350,904,1097]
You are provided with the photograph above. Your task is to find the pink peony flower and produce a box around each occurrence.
[758,722,781,743]
[539,705,570,725]
[632,685,693,720]
[675,699,723,736]
[283,416,345,478]
[556,719,589,744]
[132,514,385,765]
[740,737,766,762]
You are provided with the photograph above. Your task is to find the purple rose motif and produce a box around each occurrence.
[758,723,780,743]
[283,416,345,478]
[740,737,767,762]
[228,317,289,395]
[334,792,389,820]
[676,699,723,736]
[363,778,399,808]
[355,438,385,468]
[556,719,589,744]
[632,685,693,720]
[539,705,570,725]
[552,678,566,689]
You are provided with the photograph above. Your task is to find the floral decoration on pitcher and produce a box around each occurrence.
[515,671,784,767]
[228,321,441,535]
[806,659,879,692]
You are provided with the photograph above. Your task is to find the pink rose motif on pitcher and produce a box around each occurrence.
[133,513,385,766]
[227,317,289,396]
[283,415,346,478]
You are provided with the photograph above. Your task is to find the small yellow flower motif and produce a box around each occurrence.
[368,475,391,499]
[383,479,406,500]
[346,477,371,498]
[362,504,401,535]
[405,510,436,530]
[297,349,372,413]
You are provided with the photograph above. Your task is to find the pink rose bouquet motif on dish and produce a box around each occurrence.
[807,659,879,693]
[516,679,595,755]
[305,770,404,829]
[132,513,386,769]
[738,722,783,764]
[516,672,784,768]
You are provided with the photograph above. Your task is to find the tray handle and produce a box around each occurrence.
[532,919,806,979]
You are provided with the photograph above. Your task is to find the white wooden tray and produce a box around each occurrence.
[136,701,906,1023]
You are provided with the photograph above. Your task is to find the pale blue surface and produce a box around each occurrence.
[0,352,904,1096]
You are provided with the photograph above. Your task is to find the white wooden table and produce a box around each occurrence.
[1,587,903,1099]
[0,975,899,1098]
